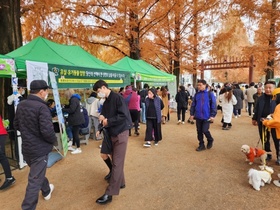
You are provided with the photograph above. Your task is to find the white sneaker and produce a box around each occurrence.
[234,116,237,118]
[44,184,54,200]
[68,140,73,147]
[177,120,181,124]
[71,148,82,154]
[143,142,151,147]
[273,180,280,187]
[182,121,185,124]
[68,146,75,151]
[238,115,241,117]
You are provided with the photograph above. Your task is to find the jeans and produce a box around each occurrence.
[141,102,146,123]
[195,118,214,147]
[66,125,73,139]
[233,109,241,116]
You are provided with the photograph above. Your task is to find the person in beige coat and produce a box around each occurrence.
[246,82,257,117]
[158,86,169,124]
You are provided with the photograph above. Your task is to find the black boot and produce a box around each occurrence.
[104,157,112,181]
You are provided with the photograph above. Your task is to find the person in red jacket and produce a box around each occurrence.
[0,115,16,190]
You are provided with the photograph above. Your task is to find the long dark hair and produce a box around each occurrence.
[225,88,233,102]
[161,86,167,97]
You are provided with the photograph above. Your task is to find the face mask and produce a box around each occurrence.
[98,92,106,98]
[44,94,48,101]
[100,98,105,105]
[21,89,25,95]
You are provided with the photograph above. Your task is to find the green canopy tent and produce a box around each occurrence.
[6,36,130,88]
[112,56,175,82]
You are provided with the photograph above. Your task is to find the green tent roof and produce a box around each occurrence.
[5,37,130,87]
[112,56,175,82]
[7,36,123,71]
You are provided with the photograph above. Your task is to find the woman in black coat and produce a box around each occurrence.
[62,89,85,154]
[175,85,190,124]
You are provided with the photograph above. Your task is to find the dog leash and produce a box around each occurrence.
[257,125,268,149]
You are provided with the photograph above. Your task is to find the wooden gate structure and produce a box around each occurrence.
[200,55,254,83]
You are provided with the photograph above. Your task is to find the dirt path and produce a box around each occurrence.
[1,111,280,210]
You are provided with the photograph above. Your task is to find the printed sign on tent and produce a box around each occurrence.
[26,61,49,90]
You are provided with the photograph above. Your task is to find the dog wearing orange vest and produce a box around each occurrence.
[241,145,270,166]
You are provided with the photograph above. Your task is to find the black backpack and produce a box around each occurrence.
[79,107,90,135]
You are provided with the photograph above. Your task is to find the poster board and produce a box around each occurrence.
[49,72,68,156]
[26,61,48,90]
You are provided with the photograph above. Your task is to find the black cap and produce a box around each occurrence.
[30,80,52,90]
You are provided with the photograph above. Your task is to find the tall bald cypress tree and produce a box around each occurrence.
[0,0,22,117]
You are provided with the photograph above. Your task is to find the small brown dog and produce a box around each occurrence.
[241,145,268,165]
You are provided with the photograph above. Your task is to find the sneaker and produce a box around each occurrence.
[143,142,151,147]
[177,120,181,124]
[207,141,213,149]
[238,115,241,117]
[68,146,76,151]
[67,140,73,147]
[44,184,54,200]
[0,176,16,190]
[71,148,82,154]
[222,127,229,130]
[99,145,102,149]
[273,180,280,187]
[154,141,159,146]
[182,121,185,124]
[196,146,206,152]
[134,131,140,136]
[190,121,194,124]
[234,116,237,118]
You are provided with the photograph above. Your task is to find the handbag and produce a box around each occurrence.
[79,127,89,135]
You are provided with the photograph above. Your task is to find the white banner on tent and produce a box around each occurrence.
[26,61,49,90]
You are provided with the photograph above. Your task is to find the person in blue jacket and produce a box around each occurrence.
[190,80,217,151]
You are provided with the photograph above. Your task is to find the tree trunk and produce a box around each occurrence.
[0,0,22,118]
[129,1,141,60]
[192,0,198,87]
[173,3,181,88]
[265,0,276,81]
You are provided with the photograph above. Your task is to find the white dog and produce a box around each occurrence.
[248,165,274,191]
